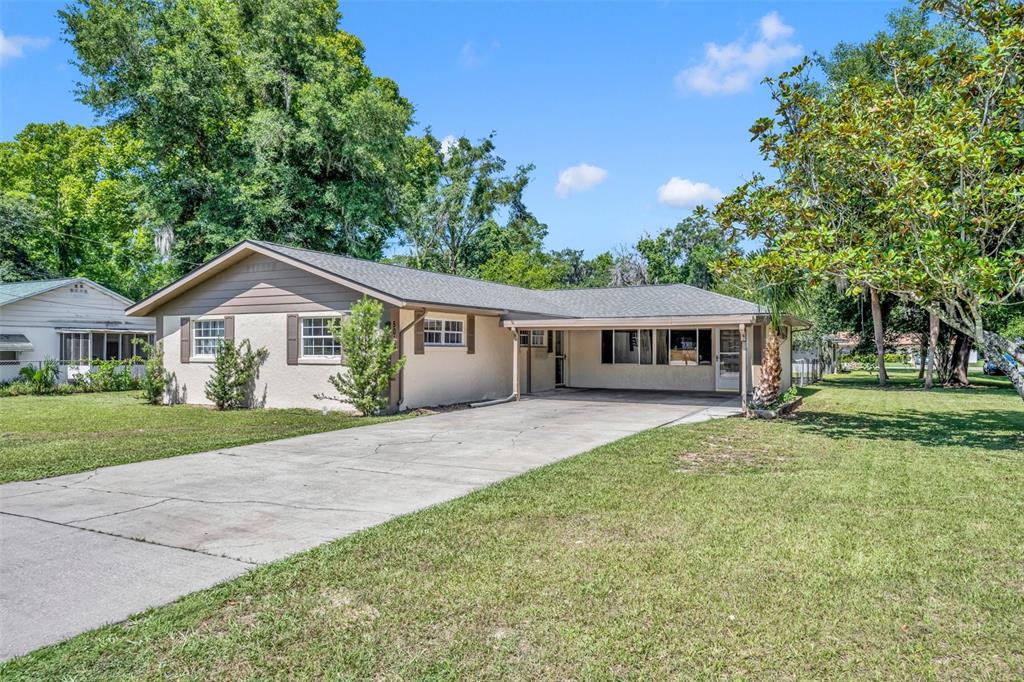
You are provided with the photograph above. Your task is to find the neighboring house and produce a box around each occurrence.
[128,240,806,411]
[0,278,155,384]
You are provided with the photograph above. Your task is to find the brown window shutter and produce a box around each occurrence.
[414,315,425,354]
[546,330,553,353]
[180,317,191,364]
[155,316,163,341]
[753,324,764,365]
[287,314,298,365]
[224,315,235,344]
[466,314,475,354]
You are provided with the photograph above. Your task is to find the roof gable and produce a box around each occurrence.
[0,278,134,308]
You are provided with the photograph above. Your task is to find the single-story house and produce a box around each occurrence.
[127,240,805,411]
[0,278,155,383]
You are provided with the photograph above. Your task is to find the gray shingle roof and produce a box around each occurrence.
[0,278,78,307]
[254,240,764,319]
[536,285,765,318]
[254,241,572,315]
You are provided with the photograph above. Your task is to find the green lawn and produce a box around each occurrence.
[0,391,405,483]
[4,371,1023,679]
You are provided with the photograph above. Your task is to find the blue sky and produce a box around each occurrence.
[1,0,901,257]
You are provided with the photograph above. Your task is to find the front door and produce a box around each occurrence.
[554,330,566,386]
[716,329,741,391]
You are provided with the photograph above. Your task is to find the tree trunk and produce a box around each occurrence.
[917,330,926,380]
[982,330,1024,399]
[869,287,887,386]
[752,326,782,407]
[949,332,970,387]
[925,308,939,389]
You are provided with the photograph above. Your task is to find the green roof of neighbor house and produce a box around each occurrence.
[0,277,136,309]
[0,278,79,307]
[128,239,773,321]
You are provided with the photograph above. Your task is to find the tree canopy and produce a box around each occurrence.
[62,0,417,272]
[716,0,1024,398]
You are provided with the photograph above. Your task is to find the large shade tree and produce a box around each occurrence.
[717,0,1024,399]
[401,133,541,276]
[62,0,417,273]
[0,122,168,298]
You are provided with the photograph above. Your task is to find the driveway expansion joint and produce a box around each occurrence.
[0,510,257,566]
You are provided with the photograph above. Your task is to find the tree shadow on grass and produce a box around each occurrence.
[795,405,1024,452]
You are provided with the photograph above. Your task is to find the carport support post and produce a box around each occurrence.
[739,323,749,412]
[512,327,521,400]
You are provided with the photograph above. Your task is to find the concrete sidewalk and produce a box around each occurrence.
[0,390,739,659]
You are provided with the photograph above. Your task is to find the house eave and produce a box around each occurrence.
[500,314,763,329]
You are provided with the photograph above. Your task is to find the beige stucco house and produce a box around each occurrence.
[127,240,804,412]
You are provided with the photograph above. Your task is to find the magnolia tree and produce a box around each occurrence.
[717,0,1024,399]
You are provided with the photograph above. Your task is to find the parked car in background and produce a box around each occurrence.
[983,359,1005,376]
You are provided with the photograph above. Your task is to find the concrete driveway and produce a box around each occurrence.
[0,389,739,659]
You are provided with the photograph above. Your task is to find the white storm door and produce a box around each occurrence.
[716,329,741,391]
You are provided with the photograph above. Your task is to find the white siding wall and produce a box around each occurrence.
[399,310,513,409]
[0,280,153,382]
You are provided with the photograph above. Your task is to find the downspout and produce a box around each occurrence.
[396,308,426,409]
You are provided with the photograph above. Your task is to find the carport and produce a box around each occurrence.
[505,316,767,410]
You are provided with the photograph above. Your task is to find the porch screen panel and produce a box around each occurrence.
[656,330,669,365]
[698,329,712,365]
[92,333,105,360]
[670,330,697,365]
[639,329,653,364]
[613,330,638,364]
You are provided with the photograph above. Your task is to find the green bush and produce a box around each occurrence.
[0,380,85,398]
[16,359,60,394]
[88,359,138,392]
[136,338,167,404]
[203,339,268,410]
[318,297,405,416]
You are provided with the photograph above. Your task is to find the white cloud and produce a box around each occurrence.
[0,30,50,67]
[439,135,457,161]
[459,40,499,70]
[555,163,608,198]
[657,177,724,207]
[759,11,795,42]
[674,12,802,96]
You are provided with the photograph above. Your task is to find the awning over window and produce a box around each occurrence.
[0,334,33,352]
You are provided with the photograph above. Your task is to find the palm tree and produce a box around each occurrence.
[752,276,806,408]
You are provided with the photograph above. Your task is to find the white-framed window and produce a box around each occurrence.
[519,330,530,346]
[424,318,463,346]
[531,329,546,347]
[301,317,342,358]
[193,319,225,357]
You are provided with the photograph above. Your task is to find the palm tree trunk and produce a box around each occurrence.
[869,287,887,386]
[752,326,782,407]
